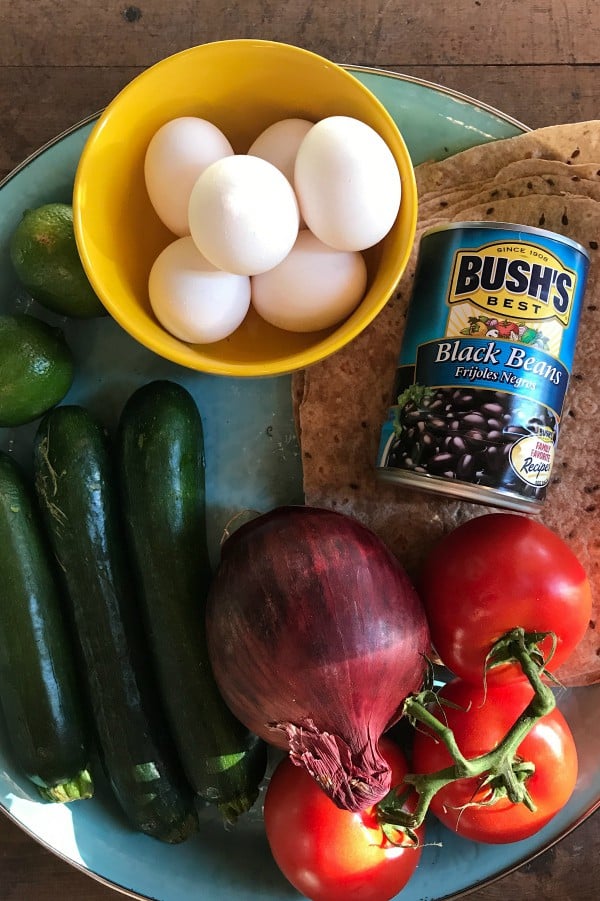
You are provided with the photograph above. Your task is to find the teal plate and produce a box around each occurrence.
[1,67,599,901]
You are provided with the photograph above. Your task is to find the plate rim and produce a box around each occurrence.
[0,66,597,901]
[345,64,531,133]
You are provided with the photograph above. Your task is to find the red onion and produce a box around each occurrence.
[206,506,430,812]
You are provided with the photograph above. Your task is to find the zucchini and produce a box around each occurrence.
[33,406,198,842]
[117,380,267,822]
[0,451,92,802]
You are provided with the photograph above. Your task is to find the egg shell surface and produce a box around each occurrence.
[148,236,251,344]
[294,115,402,252]
[248,118,313,228]
[250,229,367,333]
[144,117,234,237]
[188,155,300,276]
[247,118,314,185]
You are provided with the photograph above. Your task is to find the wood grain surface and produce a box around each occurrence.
[0,1,598,899]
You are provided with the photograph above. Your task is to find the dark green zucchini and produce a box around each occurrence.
[0,451,92,802]
[33,406,198,842]
[117,380,267,822]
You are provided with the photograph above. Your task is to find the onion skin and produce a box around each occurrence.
[206,506,430,812]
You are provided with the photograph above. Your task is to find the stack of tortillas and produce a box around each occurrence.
[292,121,600,687]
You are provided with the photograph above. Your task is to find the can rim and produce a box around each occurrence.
[376,466,544,514]
[422,220,590,260]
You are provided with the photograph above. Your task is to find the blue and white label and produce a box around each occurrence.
[377,222,589,510]
[416,337,569,416]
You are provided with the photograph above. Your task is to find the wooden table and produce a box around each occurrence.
[0,1,598,898]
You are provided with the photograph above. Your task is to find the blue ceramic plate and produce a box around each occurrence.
[1,68,598,901]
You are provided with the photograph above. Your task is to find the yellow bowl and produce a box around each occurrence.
[73,40,417,377]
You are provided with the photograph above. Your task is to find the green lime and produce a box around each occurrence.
[0,313,74,427]
[9,202,106,319]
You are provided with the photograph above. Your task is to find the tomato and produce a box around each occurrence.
[263,737,423,901]
[418,513,592,683]
[496,320,519,338]
[411,678,578,844]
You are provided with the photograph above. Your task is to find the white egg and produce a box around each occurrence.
[248,118,313,229]
[251,229,367,332]
[148,237,250,344]
[188,155,300,276]
[248,118,314,185]
[294,115,402,252]
[144,117,234,237]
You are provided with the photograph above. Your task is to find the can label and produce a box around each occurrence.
[377,222,589,512]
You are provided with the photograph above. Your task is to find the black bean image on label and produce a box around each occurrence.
[384,386,558,502]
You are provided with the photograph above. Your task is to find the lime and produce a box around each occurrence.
[9,203,106,319]
[0,314,74,427]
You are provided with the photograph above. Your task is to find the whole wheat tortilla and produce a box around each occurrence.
[493,157,600,182]
[417,161,600,216]
[294,181,600,687]
[418,172,600,223]
[416,120,600,199]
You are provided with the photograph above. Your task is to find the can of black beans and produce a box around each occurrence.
[376,221,590,512]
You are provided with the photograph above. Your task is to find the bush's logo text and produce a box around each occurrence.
[448,241,576,325]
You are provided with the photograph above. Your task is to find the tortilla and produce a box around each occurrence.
[417,162,600,221]
[494,158,600,182]
[416,120,600,198]
[293,130,600,687]
[418,172,600,224]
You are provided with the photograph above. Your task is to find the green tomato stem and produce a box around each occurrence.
[378,627,556,832]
